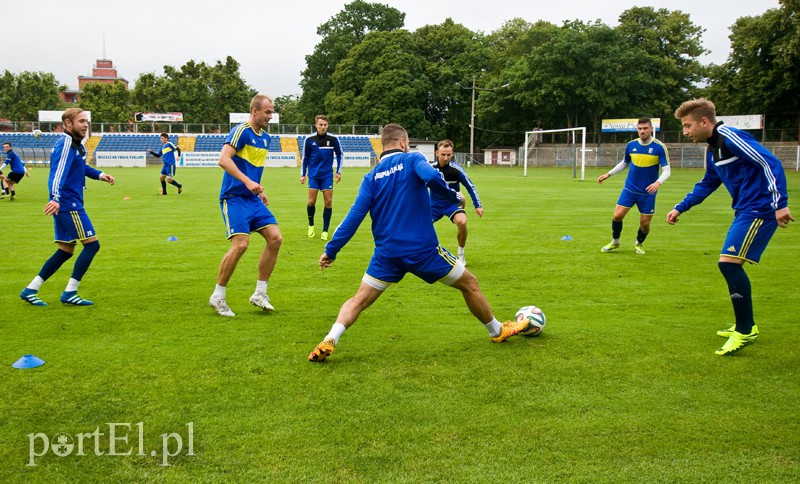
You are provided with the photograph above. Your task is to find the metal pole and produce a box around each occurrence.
[469,77,475,168]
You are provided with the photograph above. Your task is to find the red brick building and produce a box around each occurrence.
[60,58,129,103]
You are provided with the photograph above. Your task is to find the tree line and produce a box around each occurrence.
[0,0,797,150]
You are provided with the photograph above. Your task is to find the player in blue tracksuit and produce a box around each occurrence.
[148,133,183,195]
[668,98,794,356]
[20,108,116,307]
[209,94,283,317]
[430,139,483,265]
[308,124,529,362]
[597,117,671,254]
[301,115,343,240]
[1,141,30,200]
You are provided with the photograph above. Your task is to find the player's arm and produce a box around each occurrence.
[149,148,162,158]
[415,156,461,204]
[670,163,722,220]
[458,168,482,212]
[598,160,628,183]
[646,165,671,194]
[334,137,343,180]
[323,176,373,263]
[218,144,262,195]
[301,139,311,180]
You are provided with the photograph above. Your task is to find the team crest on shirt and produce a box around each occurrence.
[648,148,653,154]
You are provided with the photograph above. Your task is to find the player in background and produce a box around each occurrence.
[209,94,283,317]
[597,117,671,254]
[430,139,483,265]
[668,98,793,356]
[300,115,342,241]
[309,123,528,362]
[20,108,116,306]
[148,133,183,195]
[1,142,30,201]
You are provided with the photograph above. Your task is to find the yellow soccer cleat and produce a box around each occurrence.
[715,327,759,356]
[308,226,316,238]
[490,320,530,343]
[601,241,620,253]
[309,338,336,362]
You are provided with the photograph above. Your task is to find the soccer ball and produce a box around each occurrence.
[32,129,42,139]
[515,305,546,337]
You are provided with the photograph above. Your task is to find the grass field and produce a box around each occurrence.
[1,164,798,481]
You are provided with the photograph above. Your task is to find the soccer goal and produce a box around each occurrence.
[523,127,587,180]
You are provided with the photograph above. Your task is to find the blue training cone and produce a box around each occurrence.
[167,236,178,241]
[561,235,573,241]
[12,354,45,369]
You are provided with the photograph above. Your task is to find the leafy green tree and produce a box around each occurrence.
[299,0,405,121]
[616,6,707,126]
[130,57,255,124]
[705,0,799,130]
[0,70,65,120]
[274,94,304,125]
[325,30,432,137]
[412,18,487,144]
[78,81,131,122]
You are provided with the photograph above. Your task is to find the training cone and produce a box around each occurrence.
[167,236,178,241]
[561,235,573,241]
[12,354,45,369]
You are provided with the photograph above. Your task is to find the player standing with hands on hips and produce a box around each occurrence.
[209,94,283,317]
[20,108,116,306]
[598,117,670,255]
[668,98,793,356]
[301,115,342,241]
[308,124,528,363]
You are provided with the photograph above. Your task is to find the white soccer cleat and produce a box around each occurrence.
[209,296,235,317]
[249,293,274,312]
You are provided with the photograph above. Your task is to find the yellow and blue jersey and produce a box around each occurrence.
[219,122,270,200]
[152,141,180,165]
[622,137,669,194]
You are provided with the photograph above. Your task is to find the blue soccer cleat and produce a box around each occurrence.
[60,291,94,306]
[20,288,48,306]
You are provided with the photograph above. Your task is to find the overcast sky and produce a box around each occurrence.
[4,0,780,97]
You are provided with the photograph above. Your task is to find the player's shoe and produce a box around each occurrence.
[249,293,274,312]
[20,288,47,306]
[715,327,759,356]
[178,186,183,194]
[209,296,235,317]
[490,319,529,343]
[717,324,758,340]
[634,243,646,255]
[308,226,315,238]
[601,242,620,252]
[60,291,93,306]
[308,338,336,362]
[9,195,16,201]
[321,231,329,241]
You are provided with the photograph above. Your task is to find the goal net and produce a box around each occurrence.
[523,127,587,180]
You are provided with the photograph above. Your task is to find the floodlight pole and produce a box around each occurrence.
[469,77,476,168]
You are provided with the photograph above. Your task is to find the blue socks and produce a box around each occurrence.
[323,207,332,232]
[71,240,100,282]
[718,261,753,334]
[38,249,73,281]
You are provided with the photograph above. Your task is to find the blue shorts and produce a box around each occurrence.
[220,196,278,239]
[363,246,466,291]
[161,164,176,177]
[54,207,96,243]
[308,174,333,191]
[721,214,778,264]
[431,201,464,223]
[617,188,656,215]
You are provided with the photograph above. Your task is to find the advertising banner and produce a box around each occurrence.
[718,115,763,130]
[602,118,662,133]
[134,112,184,122]
[96,151,147,168]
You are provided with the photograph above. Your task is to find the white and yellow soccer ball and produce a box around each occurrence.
[515,305,546,337]
[32,129,43,139]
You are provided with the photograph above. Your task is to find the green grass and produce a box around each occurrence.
[1,165,798,481]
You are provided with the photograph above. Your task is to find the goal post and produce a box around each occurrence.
[523,127,587,180]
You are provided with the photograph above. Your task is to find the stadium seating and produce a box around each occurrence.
[297,135,377,157]
[95,134,178,152]
[1,132,60,150]
[194,134,282,152]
